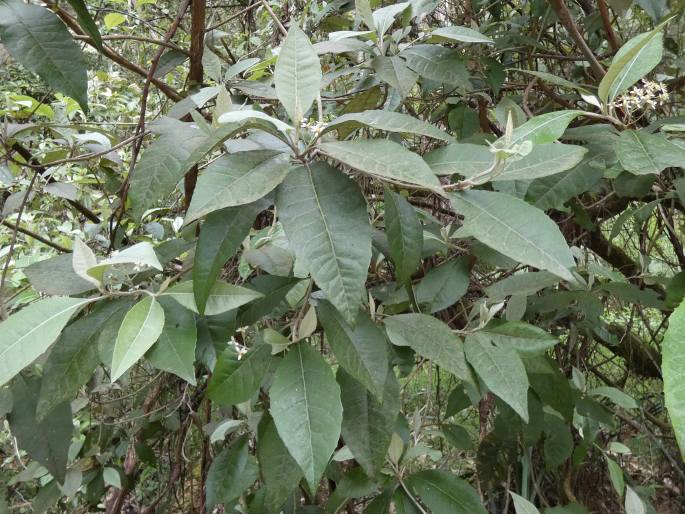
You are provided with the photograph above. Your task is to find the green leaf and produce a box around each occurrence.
[0,297,91,387]
[128,118,239,219]
[384,314,472,382]
[405,470,487,514]
[274,22,322,124]
[324,110,452,142]
[449,190,575,281]
[8,376,72,484]
[277,163,372,324]
[425,143,492,176]
[589,386,639,410]
[485,271,559,300]
[625,486,646,514]
[372,56,418,98]
[0,0,88,110]
[337,369,400,477]
[414,257,470,313]
[36,300,131,420]
[185,151,290,224]
[207,344,272,405]
[495,144,588,181]
[384,187,423,284]
[465,333,529,421]
[615,130,685,175]
[65,0,102,49]
[527,159,604,211]
[317,300,389,401]
[431,25,494,44]
[598,26,665,104]
[319,140,441,191]
[24,254,96,296]
[518,70,591,94]
[509,110,583,145]
[147,297,197,385]
[662,300,685,459]
[205,436,259,506]
[510,492,541,514]
[270,343,343,492]
[86,242,162,283]
[257,414,303,511]
[401,45,470,88]
[372,2,410,36]
[481,321,559,354]
[194,201,265,314]
[163,280,263,316]
[103,12,125,28]
[606,457,625,497]
[110,297,165,381]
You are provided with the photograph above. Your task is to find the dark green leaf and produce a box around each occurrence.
[405,470,487,514]
[205,436,259,506]
[207,344,272,405]
[384,187,423,284]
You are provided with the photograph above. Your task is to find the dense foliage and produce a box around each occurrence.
[1,0,685,512]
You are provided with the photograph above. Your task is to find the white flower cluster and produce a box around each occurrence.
[300,119,327,136]
[230,337,249,360]
[610,80,669,113]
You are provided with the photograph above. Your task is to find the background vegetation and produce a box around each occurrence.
[1,0,685,513]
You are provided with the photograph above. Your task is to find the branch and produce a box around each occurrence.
[597,0,620,52]
[549,0,606,78]
[0,220,70,253]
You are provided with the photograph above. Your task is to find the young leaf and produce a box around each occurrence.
[449,190,575,281]
[184,151,290,224]
[205,436,259,507]
[384,187,423,284]
[162,280,263,316]
[662,300,685,459]
[598,26,665,104]
[8,376,73,484]
[270,343,343,493]
[319,140,442,191]
[405,470,487,514]
[207,344,272,405]
[0,0,89,110]
[147,297,197,385]
[317,300,389,401]
[464,333,529,422]
[0,297,92,387]
[384,314,472,382]
[193,201,266,314]
[276,163,372,324]
[273,22,322,124]
[110,297,165,381]
[257,414,304,511]
[337,369,400,477]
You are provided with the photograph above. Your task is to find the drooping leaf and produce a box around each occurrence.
[384,314,472,382]
[163,280,263,316]
[405,470,487,514]
[414,257,470,312]
[274,22,322,124]
[8,376,72,484]
[464,333,529,422]
[598,27,665,104]
[317,300,389,401]
[65,0,102,49]
[0,0,88,110]
[257,414,304,511]
[372,55,418,98]
[147,297,197,385]
[185,151,290,223]
[207,344,272,405]
[615,130,685,175]
[384,187,423,284]
[276,163,372,324]
[337,369,400,477]
[662,300,685,459]
[372,1,410,36]
[110,296,165,381]
[527,159,604,211]
[193,201,266,314]
[449,190,575,281]
[323,110,452,141]
[36,300,132,420]
[24,254,96,296]
[319,140,441,191]
[0,297,91,387]
[205,436,259,506]
[270,343,343,492]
